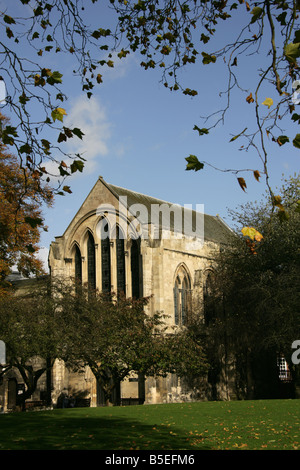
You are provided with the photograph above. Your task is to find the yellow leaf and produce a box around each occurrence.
[51,107,67,122]
[57,107,67,117]
[262,97,273,109]
[241,227,263,242]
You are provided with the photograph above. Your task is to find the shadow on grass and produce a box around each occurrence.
[0,409,213,450]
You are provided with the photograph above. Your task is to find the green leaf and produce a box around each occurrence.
[20,143,32,154]
[294,30,300,44]
[193,125,209,136]
[251,7,263,23]
[3,15,16,24]
[284,43,300,64]
[185,155,204,171]
[200,33,210,44]
[33,6,43,16]
[117,49,130,59]
[70,160,84,173]
[277,135,289,146]
[2,126,18,145]
[72,128,84,140]
[276,12,287,26]
[292,134,300,149]
[58,164,70,177]
[201,52,216,64]
[46,71,63,85]
[291,113,300,123]
[183,88,198,96]
[41,139,51,153]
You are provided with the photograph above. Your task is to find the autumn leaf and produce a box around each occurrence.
[272,195,284,210]
[253,170,261,181]
[241,227,263,242]
[51,107,67,122]
[63,185,72,194]
[262,97,273,109]
[277,135,289,146]
[246,92,254,104]
[237,177,247,192]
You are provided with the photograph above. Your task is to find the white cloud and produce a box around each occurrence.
[63,95,112,173]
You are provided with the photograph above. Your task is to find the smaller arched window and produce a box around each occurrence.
[173,266,191,326]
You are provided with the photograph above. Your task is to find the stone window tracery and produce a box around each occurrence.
[173,265,191,326]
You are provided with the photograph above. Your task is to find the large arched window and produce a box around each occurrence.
[101,221,111,293]
[74,244,82,285]
[173,265,191,326]
[116,226,126,295]
[87,231,96,291]
[131,238,141,299]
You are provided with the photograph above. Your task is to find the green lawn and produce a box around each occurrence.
[0,399,299,450]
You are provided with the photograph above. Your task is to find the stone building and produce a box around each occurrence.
[47,176,234,407]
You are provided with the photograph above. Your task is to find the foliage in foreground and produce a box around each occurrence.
[0,1,299,206]
[0,114,52,294]
[195,174,300,399]
[0,280,209,408]
[0,399,299,450]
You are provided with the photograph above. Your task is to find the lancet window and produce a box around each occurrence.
[174,265,191,326]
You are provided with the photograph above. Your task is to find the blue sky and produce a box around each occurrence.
[1,1,299,271]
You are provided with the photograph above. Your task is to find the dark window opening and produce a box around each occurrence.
[87,232,96,291]
[131,238,141,299]
[116,226,126,295]
[74,245,82,285]
[101,222,111,293]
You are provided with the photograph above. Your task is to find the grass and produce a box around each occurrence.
[0,399,299,450]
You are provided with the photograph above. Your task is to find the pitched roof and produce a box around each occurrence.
[104,180,233,244]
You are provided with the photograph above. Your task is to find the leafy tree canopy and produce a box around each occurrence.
[0,113,53,293]
[59,286,209,405]
[204,173,300,372]
[0,0,299,211]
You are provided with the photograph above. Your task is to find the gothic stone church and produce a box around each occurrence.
[47,176,234,407]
